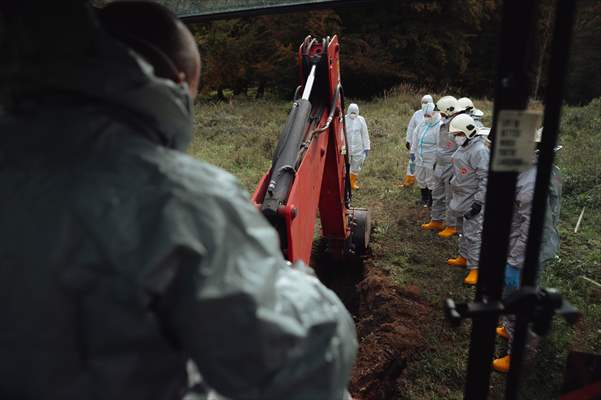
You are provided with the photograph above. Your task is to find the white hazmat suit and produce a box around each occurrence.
[410,104,440,191]
[402,95,432,183]
[345,103,370,174]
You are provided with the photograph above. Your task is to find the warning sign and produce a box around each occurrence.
[491,110,542,172]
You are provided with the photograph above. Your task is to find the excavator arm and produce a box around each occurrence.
[252,36,370,264]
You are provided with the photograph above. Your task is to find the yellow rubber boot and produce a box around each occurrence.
[492,355,511,373]
[438,226,458,238]
[350,173,360,190]
[402,175,416,188]
[421,220,444,231]
[464,269,478,286]
[447,256,467,267]
[496,326,510,340]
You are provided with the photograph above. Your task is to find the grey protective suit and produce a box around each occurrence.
[0,35,356,400]
[507,163,562,269]
[503,162,562,349]
[431,115,460,225]
[449,136,490,270]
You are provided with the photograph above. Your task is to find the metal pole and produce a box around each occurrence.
[463,0,539,398]
[506,1,577,398]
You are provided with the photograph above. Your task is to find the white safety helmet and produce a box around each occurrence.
[478,127,491,137]
[457,97,474,113]
[347,103,359,115]
[471,108,484,119]
[421,94,433,104]
[449,114,478,139]
[436,96,458,116]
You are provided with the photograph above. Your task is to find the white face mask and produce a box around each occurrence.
[421,103,429,112]
[349,113,357,119]
[454,136,467,146]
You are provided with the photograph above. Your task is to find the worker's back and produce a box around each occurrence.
[0,74,197,400]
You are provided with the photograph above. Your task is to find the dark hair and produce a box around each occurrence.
[97,1,198,82]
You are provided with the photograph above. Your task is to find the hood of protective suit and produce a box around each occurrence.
[13,29,193,151]
[347,103,359,115]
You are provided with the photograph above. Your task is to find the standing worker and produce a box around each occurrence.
[345,103,370,190]
[446,114,490,285]
[493,128,562,373]
[421,95,463,236]
[410,102,440,207]
[402,94,433,187]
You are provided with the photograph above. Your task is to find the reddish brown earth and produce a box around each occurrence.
[312,242,429,400]
[349,266,429,400]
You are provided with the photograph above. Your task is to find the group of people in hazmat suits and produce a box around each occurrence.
[402,96,562,373]
[0,2,357,400]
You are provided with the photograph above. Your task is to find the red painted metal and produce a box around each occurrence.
[252,35,350,264]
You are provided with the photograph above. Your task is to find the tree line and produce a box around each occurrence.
[190,0,600,105]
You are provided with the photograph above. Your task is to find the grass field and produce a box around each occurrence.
[189,90,601,399]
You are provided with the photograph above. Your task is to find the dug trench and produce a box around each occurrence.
[312,238,430,400]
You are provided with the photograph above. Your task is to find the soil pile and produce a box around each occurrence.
[349,266,429,400]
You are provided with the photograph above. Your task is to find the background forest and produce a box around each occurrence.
[190,0,600,104]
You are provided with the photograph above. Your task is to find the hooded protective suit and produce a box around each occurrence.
[0,30,357,400]
[502,161,562,351]
[411,108,440,190]
[507,163,562,269]
[345,103,370,173]
[449,136,490,270]
[430,115,461,225]
[406,109,425,147]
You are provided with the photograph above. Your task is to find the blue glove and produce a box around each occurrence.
[410,153,416,162]
[364,150,369,158]
[505,263,521,290]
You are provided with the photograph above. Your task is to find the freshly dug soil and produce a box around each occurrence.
[349,266,429,400]
[312,242,429,400]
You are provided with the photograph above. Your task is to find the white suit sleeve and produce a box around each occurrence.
[410,124,420,153]
[406,112,417,144]
[361,117,370,151]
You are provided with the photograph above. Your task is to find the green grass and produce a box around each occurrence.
[188,90,601,399]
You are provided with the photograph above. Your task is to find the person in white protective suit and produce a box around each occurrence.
[410,102,441,207]
[447,114,490,286]
[492,127,562,373]
[402,94,433,187]
[421,95,466,237]
[345,103,370,190]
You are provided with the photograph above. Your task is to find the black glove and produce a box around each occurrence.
[464,203,482,220]
[433,162,437,171]
[405,142,411,151]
